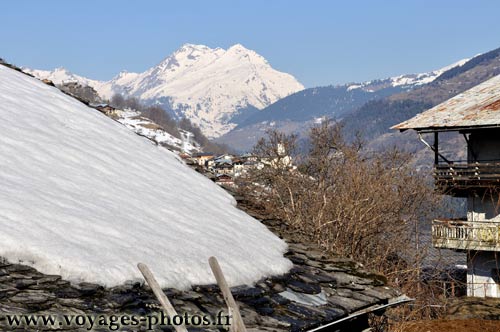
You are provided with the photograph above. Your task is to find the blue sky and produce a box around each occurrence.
[1,0,499,87]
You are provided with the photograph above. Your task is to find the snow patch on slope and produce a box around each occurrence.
[115,109,200,153]
[0,65,291,289]
[347,57,470,91]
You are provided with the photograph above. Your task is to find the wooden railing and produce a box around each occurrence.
[434,162,500,195]
[432,219,500,251]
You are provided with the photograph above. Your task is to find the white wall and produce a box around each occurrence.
[467,195,500,221]
[467,251,500,297]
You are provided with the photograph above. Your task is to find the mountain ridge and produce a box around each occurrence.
[25,43,304,138]
[215,55,472,151]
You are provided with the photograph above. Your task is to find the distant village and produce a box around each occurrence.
[180,148,294,187]
[180,152,263,186]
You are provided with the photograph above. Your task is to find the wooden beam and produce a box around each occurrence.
[434,131,439,165]
[463,133,478,162]
[208,257,247,332]
[137,263,188,332]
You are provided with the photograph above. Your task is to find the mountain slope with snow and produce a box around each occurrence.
[346,57,470,91]
[216,56,472,151]
[27,44,304,138]
[111,109,200,153]
[0,64,291,289]
[237,56,471,126]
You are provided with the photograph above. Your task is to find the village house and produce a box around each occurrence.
[232,158,245,176]
[91,103,124,118]
[178,152,191,160]
[189,149,296,187]
[241,153,258,162]
[243,159,264,171]
[216,153,234,160]
[393,74,500,298]
[205,156,216,169]
[41,78,55,86]
[192,152,215,166]
[214,160,234,175]
[215,173,234,186]
[202,152,280,179]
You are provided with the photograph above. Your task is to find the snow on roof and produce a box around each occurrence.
[392,74,500,131]
[0,65,291,289]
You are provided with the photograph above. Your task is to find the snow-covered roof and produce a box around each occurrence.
[0,64,291,289]
[393,74,500,132]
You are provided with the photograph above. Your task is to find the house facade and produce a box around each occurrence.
[192,152,215,166]
[393,74,500,297]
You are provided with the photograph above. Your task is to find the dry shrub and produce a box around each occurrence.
[245,121,436,276]
[238,120,451,325]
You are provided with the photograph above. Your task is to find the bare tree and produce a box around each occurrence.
[239,120,441,296]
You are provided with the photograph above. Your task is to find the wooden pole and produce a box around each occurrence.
[208,256,247,332]
[137,263,188,332]
[434,131,439,166]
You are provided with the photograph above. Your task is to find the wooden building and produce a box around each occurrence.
[215,174,234,186]
[393,74,500,297]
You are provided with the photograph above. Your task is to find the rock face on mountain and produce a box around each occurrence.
[25,44,304,138]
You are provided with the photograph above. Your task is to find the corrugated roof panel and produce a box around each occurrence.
[392,74,500,131]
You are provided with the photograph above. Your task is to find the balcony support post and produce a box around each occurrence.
[419,132,450,164]
[462,133,478,162]
[434,132,439,166]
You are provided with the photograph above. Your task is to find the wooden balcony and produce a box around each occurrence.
[434,162,500,196]
[432,219,500,251]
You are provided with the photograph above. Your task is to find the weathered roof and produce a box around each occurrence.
[192,152,214,157]
[215,158,233,165]
[392,74,500,132]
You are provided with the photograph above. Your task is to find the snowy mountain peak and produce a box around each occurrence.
[179,43,211,51]
[103,44,303,137]
[25,43,304,137]
[154,45,217,73]
[226,44,268,63]
[53,66,68,73]
[117,69,133,75]
[171,44,214,60]
[228,43,251,52]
